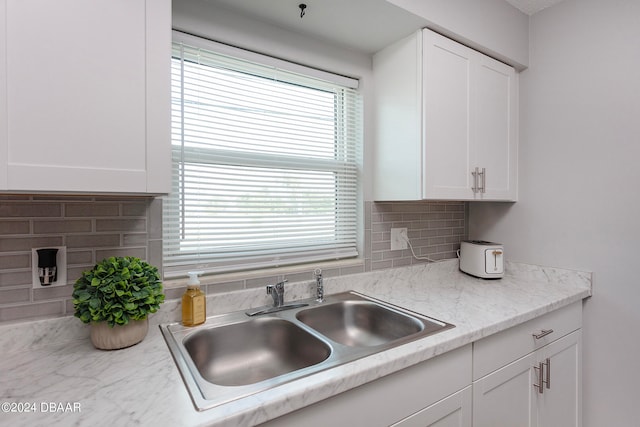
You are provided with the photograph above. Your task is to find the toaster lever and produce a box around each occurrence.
[492,250,503,269]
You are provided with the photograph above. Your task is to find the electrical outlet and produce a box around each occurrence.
[390,228,408,251]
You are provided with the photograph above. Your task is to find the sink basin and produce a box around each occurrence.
[296,300,425,347]
[183,317,330,386]
[160,291,454,411]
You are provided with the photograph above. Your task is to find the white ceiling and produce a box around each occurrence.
[200,0,566,54]
[504,0,566,15]
[202,0,431,54]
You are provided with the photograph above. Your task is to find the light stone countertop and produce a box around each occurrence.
[0,260,591,427]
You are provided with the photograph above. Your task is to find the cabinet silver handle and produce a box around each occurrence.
[545,357,551,389]
[533,361,545,394]
[532,329,554,339]
[480,167,486,193]
[471,168,479,193]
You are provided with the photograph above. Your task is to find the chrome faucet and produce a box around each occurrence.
[266,280,287,307]
[314,268,324,302]
[246,278,308,316]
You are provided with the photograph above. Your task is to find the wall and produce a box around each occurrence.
[0,197,465,323]
[0,196,162,322]
[0,1,525,326]
[0,0,471,324]
[369,202,465,270]
[468,0,640,425]
[164,200,465,299]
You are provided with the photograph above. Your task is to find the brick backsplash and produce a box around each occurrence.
[368,201,466,270]
[0,195,162,323]
[0,196,466,323]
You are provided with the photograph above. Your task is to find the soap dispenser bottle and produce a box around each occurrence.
[182,271,206,326]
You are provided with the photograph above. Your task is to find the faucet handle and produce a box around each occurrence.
[266,279,287,307]
[266,279,287,294]
[274,279,287,290]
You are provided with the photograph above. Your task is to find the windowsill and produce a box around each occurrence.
[162,258,366,289]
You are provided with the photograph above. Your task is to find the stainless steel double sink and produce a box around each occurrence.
[160,291,454,411]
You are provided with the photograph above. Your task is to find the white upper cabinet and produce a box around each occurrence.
[0,0,171,194]
[373,28,518,201]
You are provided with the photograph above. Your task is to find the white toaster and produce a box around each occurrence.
[459,240,504,279]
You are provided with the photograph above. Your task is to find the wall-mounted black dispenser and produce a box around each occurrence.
[37,248,59,286]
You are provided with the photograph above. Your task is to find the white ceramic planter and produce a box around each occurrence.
[90,318,149,350]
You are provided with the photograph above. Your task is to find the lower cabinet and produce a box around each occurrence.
[473,302,582,427]
[536,331,582,426]
[260,344,472,427]
[391,386,472,427]
[260,302,582,427]
[474,351,538,426]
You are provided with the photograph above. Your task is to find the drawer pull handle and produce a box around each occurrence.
[532,329,554,339]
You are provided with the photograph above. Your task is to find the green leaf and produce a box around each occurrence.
[72,256,164,325]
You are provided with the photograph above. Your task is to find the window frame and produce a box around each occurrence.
[163,32,363,279]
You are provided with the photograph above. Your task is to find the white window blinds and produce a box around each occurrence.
[163,35,362,278]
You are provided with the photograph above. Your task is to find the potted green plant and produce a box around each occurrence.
[72,256,165,350]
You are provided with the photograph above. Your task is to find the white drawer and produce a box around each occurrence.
[473,301,582,380]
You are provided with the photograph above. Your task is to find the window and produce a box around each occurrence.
[163,33,362,278]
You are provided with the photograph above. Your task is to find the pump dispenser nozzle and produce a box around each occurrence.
[187,271,204,286]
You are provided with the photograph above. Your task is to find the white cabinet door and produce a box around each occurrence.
[422,30,473,200]
[392,386,472,427]
[473,54,518,200]
[537,331,582,427]
[474,330,582,427]
[473,352,538,427]
[2,0,170,194]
